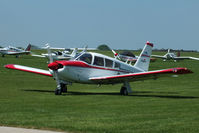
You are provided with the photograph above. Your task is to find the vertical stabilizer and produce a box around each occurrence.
[134,41,153,71]
[25,44,31,51]
[70,48,78,57]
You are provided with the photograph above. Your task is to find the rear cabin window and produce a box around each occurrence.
[105,58,113,68]
[114,62,120,69]
[77,53,92,64]
[93,56,104,66]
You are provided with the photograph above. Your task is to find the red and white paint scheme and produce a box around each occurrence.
[0,44,31,58]
[5,42,193,95]
[152,49,199,62]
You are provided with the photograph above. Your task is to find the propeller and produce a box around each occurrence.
[46,43,62,94]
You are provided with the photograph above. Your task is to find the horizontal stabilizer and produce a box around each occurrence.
[5,64,52,77]
[151,55,167,59]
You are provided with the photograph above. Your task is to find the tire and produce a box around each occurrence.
[55,88,62,95]
[120,87,128,96]
[61,83,67,93]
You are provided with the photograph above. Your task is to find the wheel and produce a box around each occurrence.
[120,87,128,96]
[55,88,62,95]
[2,54,5,57]
[61,83,67,93]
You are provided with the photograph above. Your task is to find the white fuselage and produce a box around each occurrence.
[164,53,177,60]
[50,52,144,84]
[0,46,28,55]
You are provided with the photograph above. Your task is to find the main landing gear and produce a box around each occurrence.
[120,81,132,96]
[55,83,67,95]
[120,87,128,95]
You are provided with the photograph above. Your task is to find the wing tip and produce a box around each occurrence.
[173,68,193,74]
[4,64,15,69]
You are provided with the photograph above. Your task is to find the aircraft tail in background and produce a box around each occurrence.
[25,44,31,51]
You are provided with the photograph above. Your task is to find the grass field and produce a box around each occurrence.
[0,50,199,133]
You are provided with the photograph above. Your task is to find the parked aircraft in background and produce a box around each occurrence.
[152,49,199,62]
[0,44,31,58]
[112,49,156,64]
[32,48,79,60]
[5,42,192,96]
[32,45,96,61]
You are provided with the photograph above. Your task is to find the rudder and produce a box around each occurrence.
[134,41,153,71]
[25,44,31,51]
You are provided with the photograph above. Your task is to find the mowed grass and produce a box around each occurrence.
[0,50,199,133]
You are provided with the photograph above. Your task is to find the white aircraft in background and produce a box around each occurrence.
[152,49,199,62]
[112,49,156,64]
[32,48,79,60]
[32,45,96,60]
[0,44,31,58]
[5,41,192,95]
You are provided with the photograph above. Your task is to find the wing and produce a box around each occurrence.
[31,54,46,58]
[90,68,192,84]
[173,56,191,60]
[189,57,199,61]
[5,51,30,55]
[173,56,199,60]
[5,64,52,77]
[55,56,72,60]
[151,55,166,59]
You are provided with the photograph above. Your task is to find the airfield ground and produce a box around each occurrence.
[0,50,199,133]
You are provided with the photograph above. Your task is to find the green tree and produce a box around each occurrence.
[97,44,111,51]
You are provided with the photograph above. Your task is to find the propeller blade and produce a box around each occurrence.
[46,43,53,63]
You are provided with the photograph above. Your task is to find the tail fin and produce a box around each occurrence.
[168,49,170,53]
[134,41,153,71]
[70,48,78,57]
[112,49,119,58]
[82,45,88,52]
[25,44,31,51]
[177,51,180,57]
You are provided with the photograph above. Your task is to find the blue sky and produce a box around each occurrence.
[0,0,199,50]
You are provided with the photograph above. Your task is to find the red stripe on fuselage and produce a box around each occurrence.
[55,60,129,73]
[91,67,193,80]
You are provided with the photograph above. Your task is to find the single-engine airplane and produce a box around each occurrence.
[112,49,156,64]
[0,44,31,58]
[152,49,199,62]
[5,41,192,95]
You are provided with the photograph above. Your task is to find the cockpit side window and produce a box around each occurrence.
[114,62,120,69]
[105,58,113,68]
[77,53,92,64]
[93,56,104,66]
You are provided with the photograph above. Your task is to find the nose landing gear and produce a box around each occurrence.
[55,83,67,95]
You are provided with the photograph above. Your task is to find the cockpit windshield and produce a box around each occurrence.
[76,53,92,64]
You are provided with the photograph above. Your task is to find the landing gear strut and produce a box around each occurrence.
[120,81,132,96]
[55,83,67,95]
